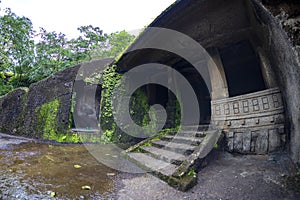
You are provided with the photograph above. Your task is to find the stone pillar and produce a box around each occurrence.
[207,48,229,100]
[257,47,278,88]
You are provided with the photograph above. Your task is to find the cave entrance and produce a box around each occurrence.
[219,40,266,97]
[118,49,212,128]
[143,66,211,127]
[177,66,211,125]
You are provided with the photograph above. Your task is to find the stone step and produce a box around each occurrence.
[181,130,216,137]
[141,146,186,164]
[181,124,209,131]
[71,128,99,133]
[163,135,204,145]
[152,140,196,154]
[124,128,222,191]
[127,153,178,176]
[169,130,206,138]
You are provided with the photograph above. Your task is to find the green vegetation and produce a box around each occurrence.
[0,3,136,143]
[213,143,219,149]
[140,141,153,148]
[0,3,183,145]
[37,99,60,140]
[129,88,157,137]
[68,92,76,129]
[187,168,197,178]
[99,64,123,141]
[36,99,81,143]
[0,4,135,96]
[100,65,157,143]
[174,98,181,127]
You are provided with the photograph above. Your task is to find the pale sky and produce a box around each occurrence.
[0,0,176,39]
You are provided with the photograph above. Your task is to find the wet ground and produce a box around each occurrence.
[0,133,116,200]
[0,133,300,200]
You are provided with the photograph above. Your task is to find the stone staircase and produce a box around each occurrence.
[122,125,222,191]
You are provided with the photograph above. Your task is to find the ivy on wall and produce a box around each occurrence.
[99,64,122,141]
[99,65,158,143]
[33,65,181,144]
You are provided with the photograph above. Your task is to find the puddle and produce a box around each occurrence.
[0,141,117,199]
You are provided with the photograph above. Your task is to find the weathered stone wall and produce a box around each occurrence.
[261,0,300,52]
[0,65,80,138]
[72,80,101,129]
[22,65,80,137]
[251,0,300,164]
[212,88,285,154]
[0,88,28,134]
[0,59,110,140]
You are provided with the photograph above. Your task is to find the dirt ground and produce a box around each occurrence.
[114,150,300,200]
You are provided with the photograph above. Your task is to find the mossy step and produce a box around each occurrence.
[141,146,186,164]
[124,129,222,191]
[152,140,196,154]
[127,153,178,176]
[163,135,204,145]
[71,128,100,133]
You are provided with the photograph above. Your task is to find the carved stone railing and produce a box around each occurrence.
[211,88,286,154]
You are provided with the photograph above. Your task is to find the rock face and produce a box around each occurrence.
[0,59,109,139]
[23,65,80,137]
[262,0,300,49]
[256,0,300,165]
[0,65,80,138]
[0,88,28,134]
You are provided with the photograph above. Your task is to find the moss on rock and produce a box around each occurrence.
[37,99,60,140]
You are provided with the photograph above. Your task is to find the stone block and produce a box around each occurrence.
[243,131,251,152]
[234,132,243,152]
[225,132,235,152]
[268,129,281,152]
[255,130,269,154]
[250,131,258,152]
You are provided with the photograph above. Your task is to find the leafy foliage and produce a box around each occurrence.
[93,30,135,59]
[31,28,72,81]
[99,65,122,141]
[0,8,35,88]
[100,65,157,143]
[0,5,135,96]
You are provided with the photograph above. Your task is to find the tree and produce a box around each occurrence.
[92,30,135,59]
[30,25,109,81]
[0,4,136,95]
[0,8,35,87]
[74,25,107,60]
[31,28,72,81]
